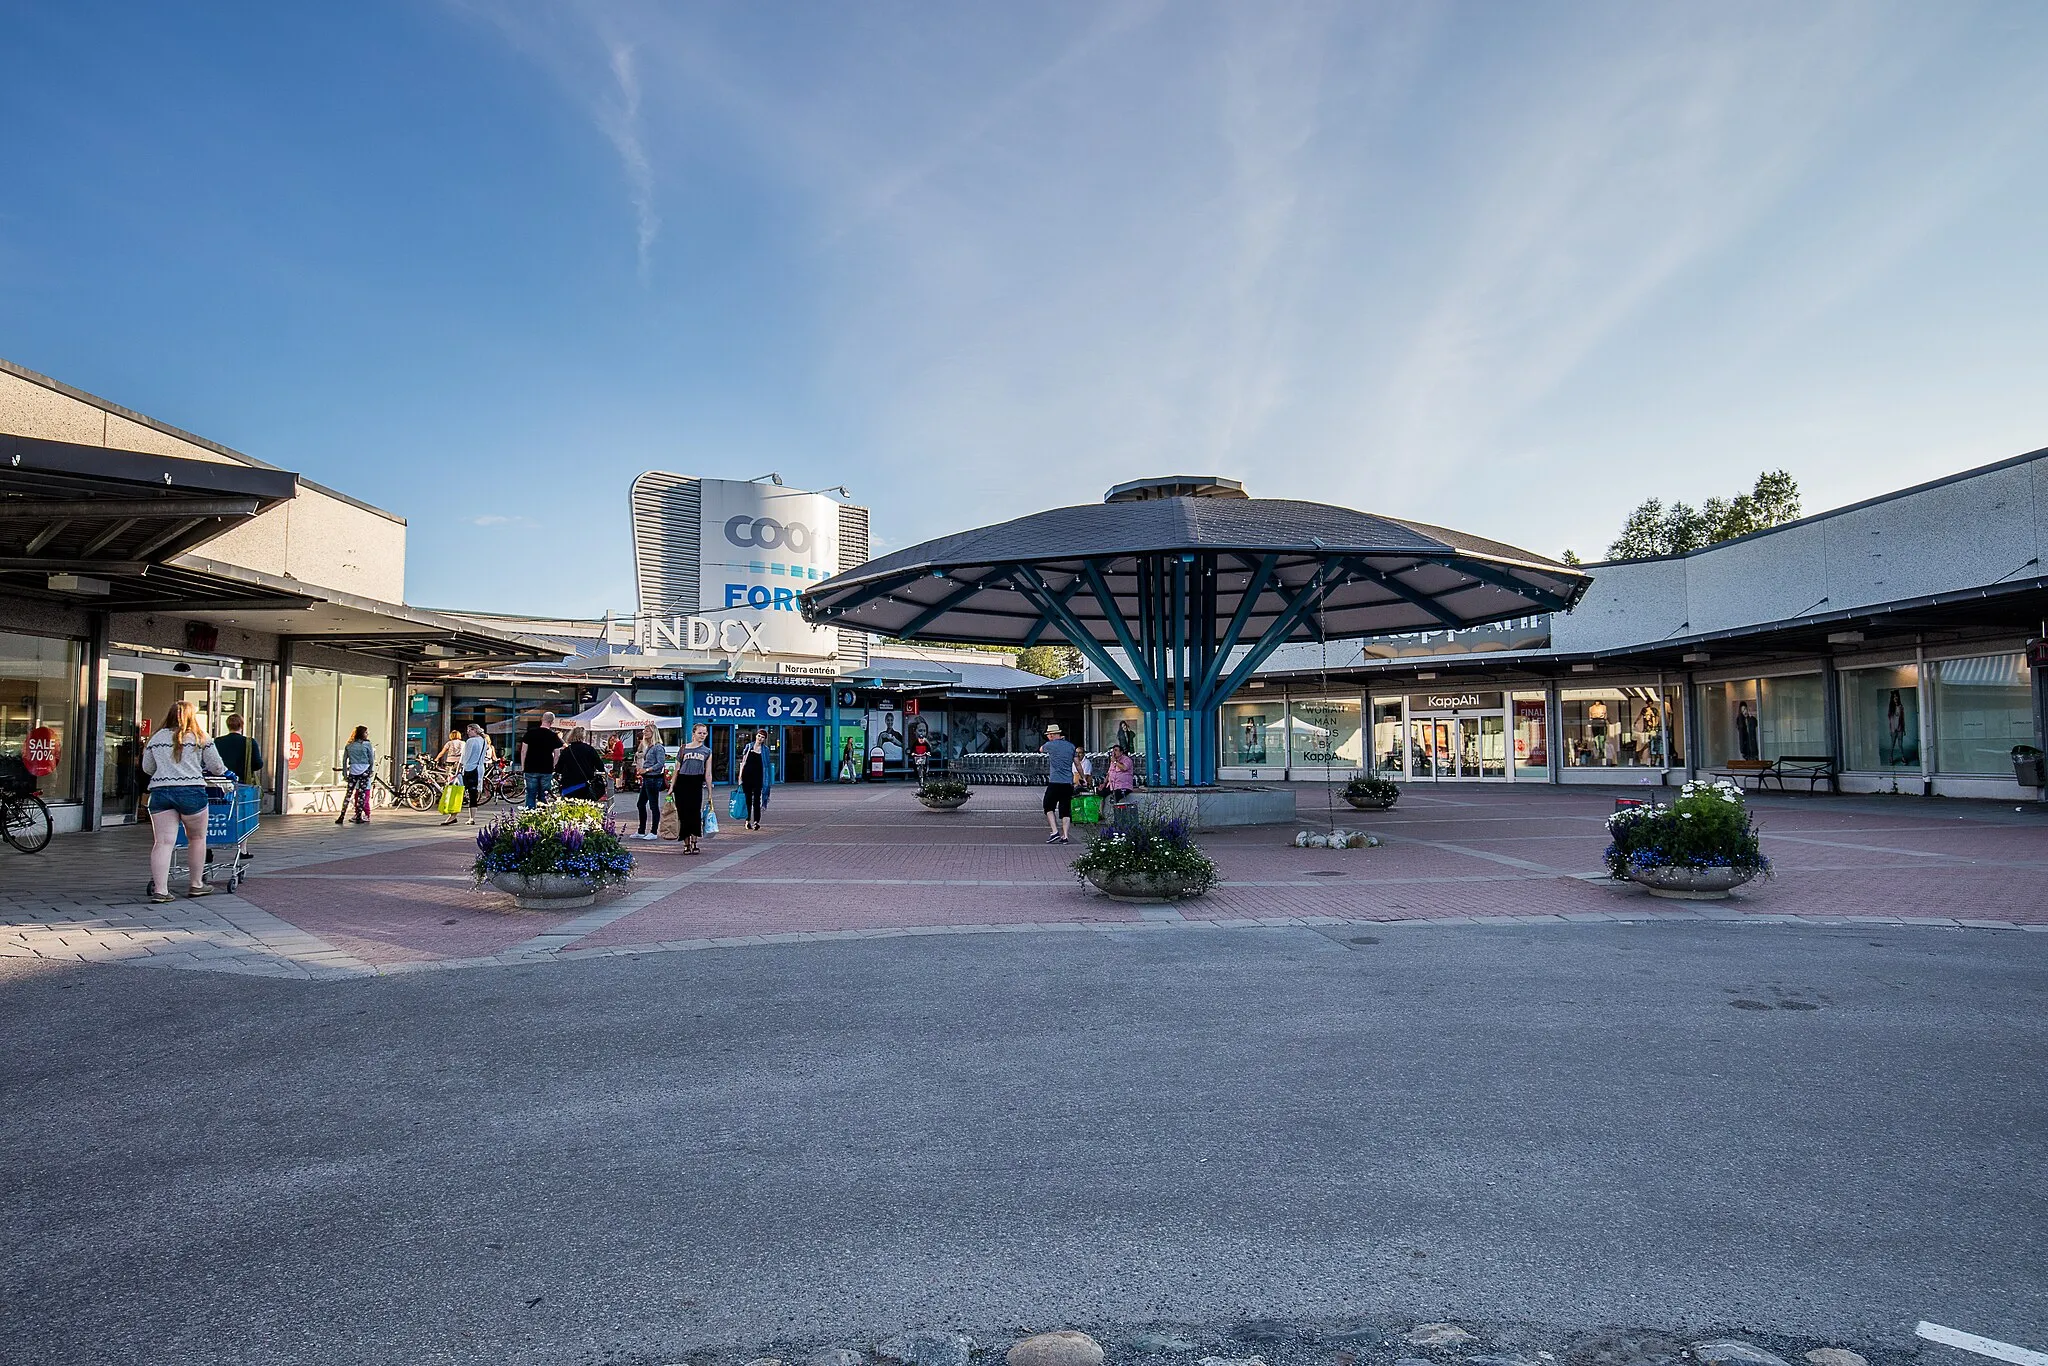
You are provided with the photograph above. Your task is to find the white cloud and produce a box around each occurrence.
[455,1,2048,562]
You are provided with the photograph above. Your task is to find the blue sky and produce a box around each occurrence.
[4,1,2046,616]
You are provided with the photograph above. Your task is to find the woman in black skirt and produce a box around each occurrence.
[739,728,769,830]
[671,724,712,854]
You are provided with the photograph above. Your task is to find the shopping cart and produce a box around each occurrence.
[173,783,262,890]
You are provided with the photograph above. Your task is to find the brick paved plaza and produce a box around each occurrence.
[3,784,2043,978]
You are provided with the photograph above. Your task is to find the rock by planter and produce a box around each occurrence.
[1693,1343,1791,1366]
[1804,1352,1867,1366]
[879,1333,974,1366]
[1408,1327,1477,1349]
[1009,1333,1104,1366]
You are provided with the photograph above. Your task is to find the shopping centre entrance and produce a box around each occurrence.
[1406,691,1509,781]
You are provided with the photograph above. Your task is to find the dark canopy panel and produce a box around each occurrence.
[802,495,1588,647]
[800,483,1589,786]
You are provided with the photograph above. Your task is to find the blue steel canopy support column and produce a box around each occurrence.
[1005,554,1371,788]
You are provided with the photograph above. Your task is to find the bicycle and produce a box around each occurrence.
[0,780,53,853]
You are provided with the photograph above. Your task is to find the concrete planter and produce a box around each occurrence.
[916,794,971,811]
[1630,865,1755,900]
[1343,794,1397,811]
[1083,868,1210,903]
[489,872,599,910]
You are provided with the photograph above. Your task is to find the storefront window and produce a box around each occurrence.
[1560,686,1673,768]
[1511,692,1548,778]
[1840,664,1920,771]
[1221,699,1282,767]
[1931,653,2034,775]
[0,632,81,802]
[1093,707,1142,757]
[1371,700,1404,777]
[290,667,392,787]
[949,708,1011,757]
[1699,675,1827,766]
[1289,697,1363,774]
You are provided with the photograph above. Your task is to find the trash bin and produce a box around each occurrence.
[2014,745,2046,788]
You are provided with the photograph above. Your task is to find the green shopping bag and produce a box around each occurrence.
[437,780,464,816]
[1072,792,1102,824]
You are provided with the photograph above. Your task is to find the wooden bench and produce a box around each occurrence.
[1709,756,1838,793]
[1710,759,1776,791]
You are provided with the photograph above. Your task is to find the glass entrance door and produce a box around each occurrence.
[1407,712,1510,780]
[1408,718,1452,777]
[1456,714,1507,779]
[102,673,143,824]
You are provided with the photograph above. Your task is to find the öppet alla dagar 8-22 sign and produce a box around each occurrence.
[22,727,59,777]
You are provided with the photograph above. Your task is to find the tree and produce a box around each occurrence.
[1015,644,1083,678]
[1603,471,1800,561]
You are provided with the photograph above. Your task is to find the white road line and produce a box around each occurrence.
[1916,1322,2048,1366]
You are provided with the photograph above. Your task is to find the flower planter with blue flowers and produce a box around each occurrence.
[473,800,635,909]
[1604,779,1770,900]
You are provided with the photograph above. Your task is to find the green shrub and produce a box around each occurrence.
[1072,800,1219,893]
[1604,780,1770,880]
[1343,775,1399,806]
[917,777,970,802]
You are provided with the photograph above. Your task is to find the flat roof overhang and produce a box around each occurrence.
[1034,576,2048,694]
[0,434,300,606]
[161,556,564,674]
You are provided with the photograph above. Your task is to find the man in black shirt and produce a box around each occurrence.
[215,714,263,787]
[517,713,562,808]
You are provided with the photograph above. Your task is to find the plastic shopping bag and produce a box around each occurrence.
[703,805,719,837]
[729,787,747,820]
[438,781,464,816]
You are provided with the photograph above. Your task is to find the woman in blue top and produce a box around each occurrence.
[634,725,668,840]
[338,726,375,826]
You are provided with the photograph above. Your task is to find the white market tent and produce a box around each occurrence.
[551,692,686,733]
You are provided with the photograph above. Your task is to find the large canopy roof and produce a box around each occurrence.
[801,488,1590,647]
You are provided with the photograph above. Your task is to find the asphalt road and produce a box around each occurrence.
[4,923,2045,1366]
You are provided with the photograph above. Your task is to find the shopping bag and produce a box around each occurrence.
[657,802,680,840]
[729,787,747,820]
[1072,792,1101,824]
[702,806,719,837]
[437,781,464,816]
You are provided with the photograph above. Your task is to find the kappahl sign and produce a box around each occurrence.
[1409,690,1504,712]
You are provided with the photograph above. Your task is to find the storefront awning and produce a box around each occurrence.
[0,433,300,607]
[165,555,563,673]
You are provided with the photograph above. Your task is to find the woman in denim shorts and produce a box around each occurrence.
[140,700,231,903]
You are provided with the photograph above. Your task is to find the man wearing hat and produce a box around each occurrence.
[1040,723,1079,844]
